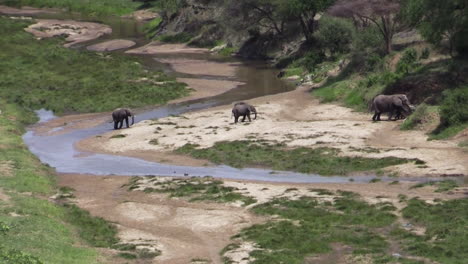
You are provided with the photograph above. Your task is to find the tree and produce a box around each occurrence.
[329,0,401,54]
[227,0,335,41]
[314,15,355,54]
[276,0,336,41]
[401,0,468,56]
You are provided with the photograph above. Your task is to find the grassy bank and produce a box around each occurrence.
[176,141,413,176]
[125,176,257,206]
[3,0,139,16]
[0,18,189,115]
[0,101,121,263]
[222,188,468,263]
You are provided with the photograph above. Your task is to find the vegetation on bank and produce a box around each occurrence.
[0,18,189,115]
[0,101,112,263]
[176,141,414,176]
[126,176,257,206]
[3,0,139,16]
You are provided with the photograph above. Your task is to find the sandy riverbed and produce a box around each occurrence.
[57,174,467,264]
[77,83,468,178]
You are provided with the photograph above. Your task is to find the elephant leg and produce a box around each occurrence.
[234,115,239,123]
[372,113,378,121]
[247,113,251,122]
[119,120,123,129]
[125,117,129,128]
[377,113,382,121]
[114,121,118,130]
[241,114,246,122]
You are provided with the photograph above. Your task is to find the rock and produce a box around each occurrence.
[87,39,136,52]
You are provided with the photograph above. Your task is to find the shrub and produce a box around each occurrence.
[401,103,428,130]
[353,25,384,52]
[396,48,419,74]
[439,86,468,127]
[420,47,430,59]
[314,15,355,55]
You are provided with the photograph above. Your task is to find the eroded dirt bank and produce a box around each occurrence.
[78,84,468,178]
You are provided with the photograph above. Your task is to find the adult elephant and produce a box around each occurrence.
[370,94,412,121]
[232,102,257,123]
[112,108,134,129]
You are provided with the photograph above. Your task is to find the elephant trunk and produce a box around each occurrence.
[131,115,135,126]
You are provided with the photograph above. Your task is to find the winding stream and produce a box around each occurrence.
[16,11,446,184]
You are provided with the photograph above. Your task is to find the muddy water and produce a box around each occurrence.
[18,13,436,183]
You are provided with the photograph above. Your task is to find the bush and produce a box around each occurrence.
[420,47,430,59]
[439,86,468,127]
[401,103,429,130]
[396,48,419,74]
[353,25,384,52]
[314,15,355,55]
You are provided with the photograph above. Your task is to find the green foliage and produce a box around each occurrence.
[420,47,430,59]
[432,86,468,138]
[353,25,385,53]
[232,195,395,263]
[401,0,468,55]
[0,247,44,264]
[0,18,188,114]
[0,101,100,263]
[152,0,186,13]
[8,0,139,16]
[314,15,355,54]
[144,17,163,38]
[401,103,428,130]
[395,198,468,263]
[396,48,420,74]
[62,204,119,247]
[176,141,411,176]
[409,180,459,192]
[129,176,256,205]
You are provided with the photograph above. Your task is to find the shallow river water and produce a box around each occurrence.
[19,12,445,183]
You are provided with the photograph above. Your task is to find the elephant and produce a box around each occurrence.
[393,104,416,120]
[232,102,257,123]
[370,94,412,121]
[112,108,134,129]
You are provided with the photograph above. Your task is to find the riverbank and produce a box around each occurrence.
[77,83,468,178]
[57,173,467,263]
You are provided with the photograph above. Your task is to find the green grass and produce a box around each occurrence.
[218,46,238,57]
[0,101,102,263]
[5,0,139,16]
[127,176,257,206]
[393,198,468,264]
[0,18,189,115]
[144,17,163,38]
[409,180,459,192]
[226,193,397,263]
[176,141,412,176]
[62,204,118,247]
[400,104,438,130]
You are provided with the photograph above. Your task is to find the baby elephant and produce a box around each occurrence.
[112,108,134,129]
[232,102,257,123]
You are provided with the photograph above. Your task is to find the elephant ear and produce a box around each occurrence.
[392,97,404,107]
